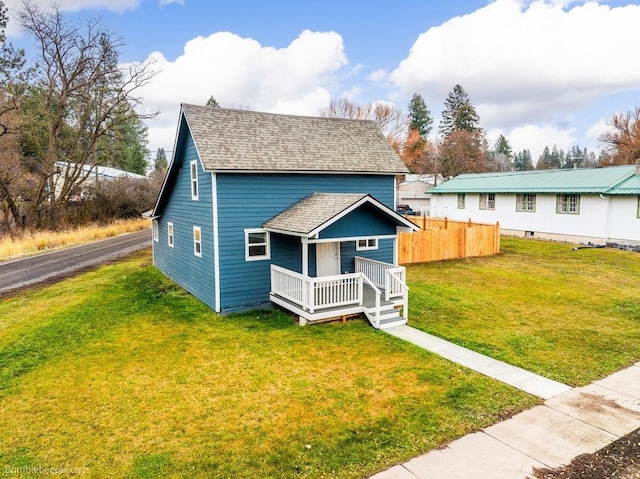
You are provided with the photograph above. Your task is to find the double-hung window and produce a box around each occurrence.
[193,226,202,257]
[190,160,198,200]
[153,220,159,242]
[356,238,378,251]
[245,229,270,261]
[457,194,466,209]
[637,197,640,218]
[479,193,495,210]
[556,194,580,214]
[516,194,536,212]
[168,222,174,247]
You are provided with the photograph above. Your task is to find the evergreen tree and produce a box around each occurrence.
[537,146,552,169]
[494,134,512,158]
[206,96,220,107]
[407,93,432,139]
[491,134,513,171]
[154,147,168,172]
[438,84,480,138]
[513,149,534,171]
[550,145,564,169]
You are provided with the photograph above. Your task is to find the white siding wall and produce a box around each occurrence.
[432,193,640,245]
[607,196,640,244]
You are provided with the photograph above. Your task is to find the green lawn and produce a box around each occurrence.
[0,251,537,478]
[407,237,640,386]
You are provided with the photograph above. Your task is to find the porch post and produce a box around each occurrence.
[393,234,399,266]
[301,238,309,276]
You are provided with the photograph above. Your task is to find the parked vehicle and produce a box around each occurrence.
[396,204,416,215]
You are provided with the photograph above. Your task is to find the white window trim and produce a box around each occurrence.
[637,196,640,219]
[245,228,270,261]
[190,160,199,200]
[153,220,159,242]
[193,226,202,257]
[457,193,465,209]
[168,222,174,248]
[356,238,378,251]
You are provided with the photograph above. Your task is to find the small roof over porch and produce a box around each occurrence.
[262,192,419,239]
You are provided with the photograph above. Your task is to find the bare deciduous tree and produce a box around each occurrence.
[17,1,156,227]
[319,98,406,145]
[599,106,640,165]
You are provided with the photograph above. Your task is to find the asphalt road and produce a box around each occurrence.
[0,229,152,296]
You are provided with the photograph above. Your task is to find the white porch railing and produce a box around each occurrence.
[355,256,407,298]
[270,265,364,314]
[271,259,406,328]
[386,269,409,320]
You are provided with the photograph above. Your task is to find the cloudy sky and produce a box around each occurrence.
[5,0,640,162]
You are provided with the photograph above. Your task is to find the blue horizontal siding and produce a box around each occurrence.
[320,203,398,239]
[341,238,394,268]
[216,173,395,312]
[153,132,216,310]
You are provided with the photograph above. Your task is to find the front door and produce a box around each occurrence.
[316,242,340,277]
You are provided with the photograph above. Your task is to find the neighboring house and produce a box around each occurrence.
[150,104,419,329]
[429,165,640,248]
[53,161,147,201]
[396,174,444,215]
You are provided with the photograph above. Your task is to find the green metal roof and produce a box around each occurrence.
[605,173,640,195]
[430,166,638,195]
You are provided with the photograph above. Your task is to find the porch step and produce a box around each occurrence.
[378,316,407,330]
[363,306,406,330]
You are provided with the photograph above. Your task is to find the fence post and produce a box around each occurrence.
[444,217,448,229]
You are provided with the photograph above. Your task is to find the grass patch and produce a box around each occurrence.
[0,218,150,261]
[0,251,537,478]
[407,237,640,386]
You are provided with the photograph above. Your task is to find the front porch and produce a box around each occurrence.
[270,256,408,329]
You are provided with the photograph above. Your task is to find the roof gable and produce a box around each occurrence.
[263,193,419,238]
[430,166,637,194]
[605,173,640,195]
[181,104,408,174]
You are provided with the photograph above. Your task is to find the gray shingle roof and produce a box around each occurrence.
[263,193,369,235]
[181,104,408,174]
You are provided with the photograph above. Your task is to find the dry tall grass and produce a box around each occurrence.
[0,218,150,261]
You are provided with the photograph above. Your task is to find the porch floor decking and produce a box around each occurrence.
[270,285,401,325]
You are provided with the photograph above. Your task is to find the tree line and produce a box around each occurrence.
[0,1,159,233]
[320,86,640,180]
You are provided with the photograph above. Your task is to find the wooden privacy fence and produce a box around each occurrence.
[398,217,500,264]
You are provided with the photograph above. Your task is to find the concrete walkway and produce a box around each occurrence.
[372,326,640,479]
[385,325,571,399]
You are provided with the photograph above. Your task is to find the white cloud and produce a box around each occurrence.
[159,0,183,5]
[3,0,140,35]
[499,124,577,162]
[585,117,611,144]
[341,85,363,101]
[136,30,347,150]
[367,69,387,84]
[391,0,640,130]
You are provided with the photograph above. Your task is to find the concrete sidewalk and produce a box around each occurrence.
[370,362,640,479]
[385,326,571,399]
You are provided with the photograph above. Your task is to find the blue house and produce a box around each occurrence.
[150,104,418,328]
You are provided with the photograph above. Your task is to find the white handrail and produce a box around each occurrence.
[355,256,387,288]
[359,272,381,328]
[386,269,409,320]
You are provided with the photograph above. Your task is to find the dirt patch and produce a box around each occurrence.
[565,392,640,417]
[530,427,640,479]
